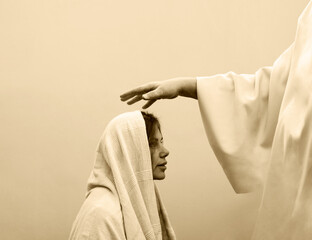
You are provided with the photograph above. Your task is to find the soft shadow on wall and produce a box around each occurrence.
[0,0,308,239]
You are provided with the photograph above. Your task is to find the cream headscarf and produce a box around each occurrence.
[70,111,176,240]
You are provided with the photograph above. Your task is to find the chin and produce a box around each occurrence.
[153,173,166,180]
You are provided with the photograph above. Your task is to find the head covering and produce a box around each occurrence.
[70,111,175,240]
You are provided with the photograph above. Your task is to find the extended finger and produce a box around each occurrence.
[126,95,143,105]
[120,83,157,101]
[142,99,157,109]
[142,88,163,100]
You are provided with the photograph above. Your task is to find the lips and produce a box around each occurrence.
[157,161,167,167]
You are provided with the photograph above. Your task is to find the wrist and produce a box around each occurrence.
[178,77,197,99]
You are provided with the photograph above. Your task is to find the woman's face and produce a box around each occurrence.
[149,124,169,180]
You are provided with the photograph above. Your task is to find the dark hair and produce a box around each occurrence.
[141,111,160,141]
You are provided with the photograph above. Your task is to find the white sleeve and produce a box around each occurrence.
[197,44,293,193]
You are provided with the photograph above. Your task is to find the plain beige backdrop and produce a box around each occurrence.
[0,0,309,239]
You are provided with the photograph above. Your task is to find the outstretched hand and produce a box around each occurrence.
[120,77,197,109]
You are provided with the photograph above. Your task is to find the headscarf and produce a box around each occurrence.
[70,111,175,240]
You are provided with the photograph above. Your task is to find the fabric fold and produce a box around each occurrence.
[69,111,175,240]
[197,1,312,238]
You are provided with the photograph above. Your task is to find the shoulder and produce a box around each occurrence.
[70,188,126,239]
[86,187,123,222]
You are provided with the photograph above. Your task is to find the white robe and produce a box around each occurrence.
[197,1,312,239]
[69,111,176,240]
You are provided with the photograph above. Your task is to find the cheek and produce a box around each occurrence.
[150,148,158,169]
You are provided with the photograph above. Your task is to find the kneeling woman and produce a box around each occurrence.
[69,111,176,240]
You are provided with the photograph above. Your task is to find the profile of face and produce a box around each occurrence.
[149,123,170,180]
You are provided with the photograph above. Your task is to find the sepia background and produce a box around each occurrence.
[0,0,309,239]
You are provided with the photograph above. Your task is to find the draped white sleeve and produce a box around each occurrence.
[197,44,293,193]
[198,1,312,238]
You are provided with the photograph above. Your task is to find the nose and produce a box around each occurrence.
[160,146,169,158]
